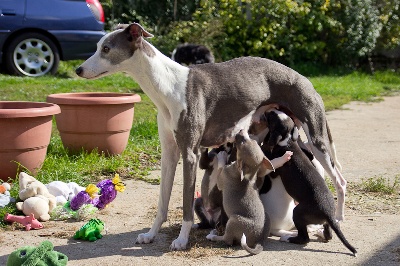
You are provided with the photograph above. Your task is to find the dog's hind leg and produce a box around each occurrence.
[284,204,310,245]
[136,119,180,244]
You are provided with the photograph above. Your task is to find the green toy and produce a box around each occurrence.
[6,240,68,266]
[73,218,105,242]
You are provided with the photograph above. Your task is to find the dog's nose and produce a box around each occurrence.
[75,67,83,76]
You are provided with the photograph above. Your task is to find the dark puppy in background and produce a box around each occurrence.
[171,43,215,65]
[264,110,357,256]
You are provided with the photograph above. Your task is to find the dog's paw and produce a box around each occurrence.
[170,237,188,250]
[136,232,155,244]
[284,151,293,161]
[192,223,199,229]
[206,229,218,241]
[279,235,292,242]
[217,151,228,168]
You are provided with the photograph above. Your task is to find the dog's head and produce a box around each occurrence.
[75,23,154,79]
[235,130,274,181]
[265,110,299,150]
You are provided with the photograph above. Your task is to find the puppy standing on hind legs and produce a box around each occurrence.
[76,22,347,250]
[264,110,357,256]
[206,130,292,255]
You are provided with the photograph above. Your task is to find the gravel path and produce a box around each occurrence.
[1,96,399,265]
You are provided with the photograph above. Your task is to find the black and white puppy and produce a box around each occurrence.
[264,110,357,256]
[193,144,235,231]
[171,43,215,65]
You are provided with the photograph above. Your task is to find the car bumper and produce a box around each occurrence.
[49,30,106,60]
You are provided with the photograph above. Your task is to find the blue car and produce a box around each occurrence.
[0,0,106,77]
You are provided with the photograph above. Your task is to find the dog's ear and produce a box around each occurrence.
[257,156,275,177]
[125,23,154,41]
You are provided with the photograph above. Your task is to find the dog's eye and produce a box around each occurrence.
[102,46,110,53]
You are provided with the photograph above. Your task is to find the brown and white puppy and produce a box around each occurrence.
[264,110,357,256]
[206,130,292,255]
[76,23,346,250]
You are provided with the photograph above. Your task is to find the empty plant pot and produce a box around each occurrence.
[0,101,61,181]
[46,92,141,155]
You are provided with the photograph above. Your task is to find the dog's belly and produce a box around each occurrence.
[200,110,255,147]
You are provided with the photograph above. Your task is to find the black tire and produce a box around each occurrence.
[5,32,60,77]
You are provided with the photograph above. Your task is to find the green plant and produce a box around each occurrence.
[360,176,400,194]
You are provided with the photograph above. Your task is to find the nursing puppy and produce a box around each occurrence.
[207,130,292,255]
[193,144,235,230]
[264,110,357,256]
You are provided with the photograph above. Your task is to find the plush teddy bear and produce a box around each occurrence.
[18,172,56,209]
[16,195,53,221]
[46,181,85,205]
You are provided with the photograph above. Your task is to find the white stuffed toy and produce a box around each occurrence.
[46,181,85,205]
[17,172,57,221]
[16,195,52,221]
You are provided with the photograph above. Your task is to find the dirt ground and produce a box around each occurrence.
[1,96,400,266]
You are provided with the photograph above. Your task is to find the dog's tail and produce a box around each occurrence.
[326,121,342,171]
[240,233,263,255]
[327,218,357,256]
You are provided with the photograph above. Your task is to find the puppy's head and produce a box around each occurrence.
[235,130,274,180]
[265,110,298,150]
[76,23,154,79]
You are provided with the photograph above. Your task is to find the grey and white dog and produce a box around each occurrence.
[75,23,346,250]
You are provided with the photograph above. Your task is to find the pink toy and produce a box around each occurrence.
[4,213,44,231]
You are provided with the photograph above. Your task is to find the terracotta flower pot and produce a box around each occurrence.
[0,101,61,181]
[46,92,141,156]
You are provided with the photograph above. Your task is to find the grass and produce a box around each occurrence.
[1,60,400,226]
[360,176,400,195]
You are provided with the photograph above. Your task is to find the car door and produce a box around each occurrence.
[0,0,25,59]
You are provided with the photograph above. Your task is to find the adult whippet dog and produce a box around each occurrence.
[75,23,347,250]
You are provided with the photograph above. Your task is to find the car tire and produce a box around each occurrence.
[5,32,60,77]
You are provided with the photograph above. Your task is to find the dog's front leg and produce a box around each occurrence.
[170,148,198,250]
[136,120,180,244]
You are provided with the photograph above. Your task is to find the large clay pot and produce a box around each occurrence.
[46,92,141,155]
[0,101,61,181]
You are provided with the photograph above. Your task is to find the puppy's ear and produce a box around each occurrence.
[125,23,154,42]
[263,156,275,170]
[257,156,274,177]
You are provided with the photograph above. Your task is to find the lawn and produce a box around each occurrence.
[0,61,399,224]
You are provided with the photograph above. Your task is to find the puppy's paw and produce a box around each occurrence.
[279,234,292,242]
[192,223,199,229]
[284,151,293,161]
[136,232,155,244]
[217,151,228,168]
[206,229,218,241]
[170,237,188,250]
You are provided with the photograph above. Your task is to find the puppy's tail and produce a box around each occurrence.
[240,233,263,255]
[328,218,357,256]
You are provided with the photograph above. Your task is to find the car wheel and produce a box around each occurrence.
[5,33,60,77]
